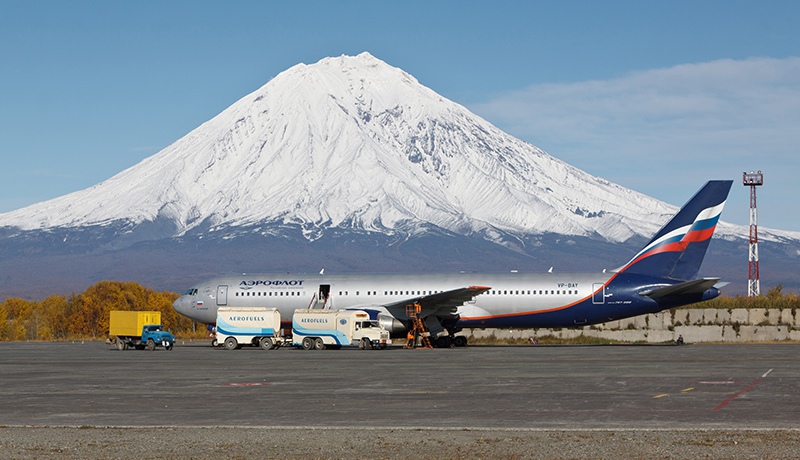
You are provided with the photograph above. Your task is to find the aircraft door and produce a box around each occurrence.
[592,283,605,304]
[216,285,228,306]
[318,285,331,308]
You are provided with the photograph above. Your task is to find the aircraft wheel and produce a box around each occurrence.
[211,338,218,347]
[260,337,274,350]
[223,337,238,350]
[313,337,326,350]
[301,337,313,350]
[146,339,156,351]
[453,336,468,347]
[434,336,452,348]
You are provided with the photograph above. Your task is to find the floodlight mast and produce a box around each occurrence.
[743,171,763,297]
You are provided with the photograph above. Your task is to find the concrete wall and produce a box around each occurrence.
[464,308,800,343]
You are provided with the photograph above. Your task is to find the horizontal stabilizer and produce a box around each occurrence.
[639,278,720,299]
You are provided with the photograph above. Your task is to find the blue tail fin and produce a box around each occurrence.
[619,180,733,280]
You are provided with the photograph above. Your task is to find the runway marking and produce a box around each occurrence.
[223,382,270,387]
[681,388,694,393]
[653,394,669,399]
[712,369,773,412]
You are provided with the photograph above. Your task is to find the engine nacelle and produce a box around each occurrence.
[378,314,407,337]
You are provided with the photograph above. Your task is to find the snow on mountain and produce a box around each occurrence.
[0,52,780,247]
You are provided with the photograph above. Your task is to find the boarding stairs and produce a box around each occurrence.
[403,303,432,349]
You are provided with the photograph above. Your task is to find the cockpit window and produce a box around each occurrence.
[183,288,198,296]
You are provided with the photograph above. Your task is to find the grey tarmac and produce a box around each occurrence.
[1,341,799,459]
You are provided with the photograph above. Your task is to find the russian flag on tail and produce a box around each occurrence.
[619,180,732,281]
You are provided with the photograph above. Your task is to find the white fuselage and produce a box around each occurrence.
[173,271,621,330]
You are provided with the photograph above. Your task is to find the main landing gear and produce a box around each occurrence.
[403,303,469,348]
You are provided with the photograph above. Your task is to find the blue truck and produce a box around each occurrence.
[110,311,175,351]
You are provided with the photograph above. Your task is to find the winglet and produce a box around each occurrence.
[468,285,492,291]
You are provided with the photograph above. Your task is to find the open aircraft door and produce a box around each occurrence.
[216,285,228,306]
[317,284,331,309]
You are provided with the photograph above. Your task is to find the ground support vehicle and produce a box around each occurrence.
[110,311,175,351]
[292,309,390,350]
[216,306,289,350]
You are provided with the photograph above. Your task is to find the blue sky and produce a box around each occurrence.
[1,1,799,230]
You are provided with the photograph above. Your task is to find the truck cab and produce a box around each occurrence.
[141,325,175,351]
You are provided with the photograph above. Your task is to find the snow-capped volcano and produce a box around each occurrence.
[0,52,675,244]
[3,52,800,300]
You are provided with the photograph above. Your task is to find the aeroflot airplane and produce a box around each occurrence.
[173,180,733,347]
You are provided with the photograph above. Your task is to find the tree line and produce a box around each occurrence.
[0,280,206,341]
[1,281,797,341]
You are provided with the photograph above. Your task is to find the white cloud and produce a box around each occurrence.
[469,57,800,230]
[474,57,800,156]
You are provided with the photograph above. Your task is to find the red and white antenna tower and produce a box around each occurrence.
[743,171,763,297]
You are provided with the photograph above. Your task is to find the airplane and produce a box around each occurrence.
[173,180,733,347]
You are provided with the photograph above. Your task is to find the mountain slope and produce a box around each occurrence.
[0,53,675,245]
[1,53,798,300]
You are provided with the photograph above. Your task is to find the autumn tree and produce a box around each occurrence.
[2,297,36,340]
[0,304,9,340]
[38,295,71,340]
[68,281,151,337]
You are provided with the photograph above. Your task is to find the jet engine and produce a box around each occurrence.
[377,314,407,337]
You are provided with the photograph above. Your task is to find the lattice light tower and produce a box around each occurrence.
[743,171,764,297]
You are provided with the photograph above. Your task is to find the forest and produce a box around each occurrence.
[0,280,205,341]
[0,281,798,341]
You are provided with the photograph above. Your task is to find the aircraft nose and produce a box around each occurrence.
[173,296,190,316]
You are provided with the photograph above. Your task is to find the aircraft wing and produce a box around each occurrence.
[639,278,721,299]
[382,285,491,319]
